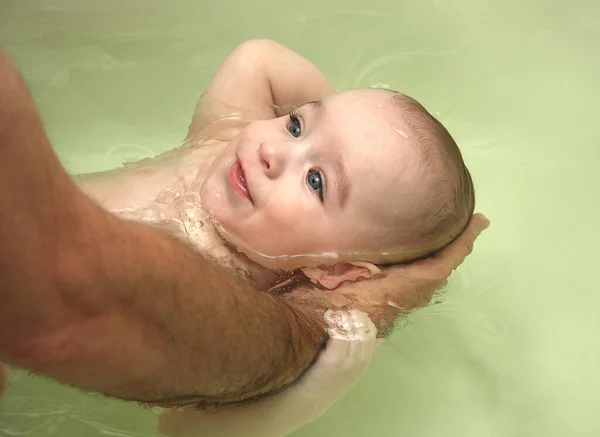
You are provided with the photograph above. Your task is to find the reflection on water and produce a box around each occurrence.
[1,371,159,436]
[1,0,600,436]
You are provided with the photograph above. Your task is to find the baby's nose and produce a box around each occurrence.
[258,141,287,178]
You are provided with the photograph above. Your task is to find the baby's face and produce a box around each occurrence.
[201,89,425,270]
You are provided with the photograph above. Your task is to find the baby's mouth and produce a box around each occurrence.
[238,163,248,189]
[229,160,254,203]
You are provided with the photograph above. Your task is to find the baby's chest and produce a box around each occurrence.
[114,196,274,288]
[119,194,233,257]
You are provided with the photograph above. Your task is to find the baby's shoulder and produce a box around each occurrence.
[187,93,254,141]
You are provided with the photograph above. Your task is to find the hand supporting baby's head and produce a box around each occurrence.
[200,87,476,332]
[281,214,490,337]
[201,87,474,282]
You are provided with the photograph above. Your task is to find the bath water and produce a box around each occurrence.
[1,1,599,436]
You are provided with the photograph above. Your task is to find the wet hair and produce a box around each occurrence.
[357,90,475,265]
[393,91,475,259]
[278,91,476,339]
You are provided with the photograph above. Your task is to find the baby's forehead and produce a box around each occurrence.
[325,89,409,128]
[324,91,409,142]
[327,92,427,196]
[326,88,397,107]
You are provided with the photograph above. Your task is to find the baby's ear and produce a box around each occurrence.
[301,262,382,290]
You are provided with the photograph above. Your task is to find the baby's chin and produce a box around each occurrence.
[209,218,340,273]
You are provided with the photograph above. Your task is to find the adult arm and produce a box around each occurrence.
[0,48,327,406]
[158,310,378,437]
[0,45,489,407]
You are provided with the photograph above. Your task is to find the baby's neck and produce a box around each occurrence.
[77,140,280,291]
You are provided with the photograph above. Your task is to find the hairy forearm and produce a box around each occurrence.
[0,49,327,405]
[0,50,85,343]
[20,208,327,405]
[158,386,306,437]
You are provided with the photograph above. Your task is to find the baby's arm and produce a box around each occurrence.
[158,310,377,437]
[189,39,334,135]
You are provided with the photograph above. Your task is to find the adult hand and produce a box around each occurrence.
[158,310,377,437]
[285,214,490,335]
[0,48,329,405]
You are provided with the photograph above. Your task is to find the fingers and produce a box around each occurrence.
[401,213,489,277]
[295,310,377,402]
[470,213,491,234]
[462,213,490,240]
[323,309,377,364]
[322,310,353,363]
[352,310,377,362]
[338,310,377,363]
[435,213,489,269]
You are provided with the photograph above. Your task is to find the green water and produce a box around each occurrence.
[1,0,599,436]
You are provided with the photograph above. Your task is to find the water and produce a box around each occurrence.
[1,0,599,436]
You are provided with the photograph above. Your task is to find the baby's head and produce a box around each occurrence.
[201,88,474,288]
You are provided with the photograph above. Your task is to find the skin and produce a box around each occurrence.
[0,39,488,408]
[159,310,379,437]
[0,43,327,407]
[79,89,436,292]
[201,89,424,265]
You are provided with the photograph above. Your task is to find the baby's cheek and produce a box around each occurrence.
[263,199,301,228]
[257,200,325,253]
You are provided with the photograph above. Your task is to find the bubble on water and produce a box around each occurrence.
[107,143,155,165]
[372,82,392,89]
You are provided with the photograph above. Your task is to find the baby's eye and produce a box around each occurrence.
[307,169,325,202]
[287,114,302,138]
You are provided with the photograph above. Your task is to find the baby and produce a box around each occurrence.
[78,41,474,295]
[71,39,476,435]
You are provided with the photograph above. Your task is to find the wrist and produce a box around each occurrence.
[267,297,327,391]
